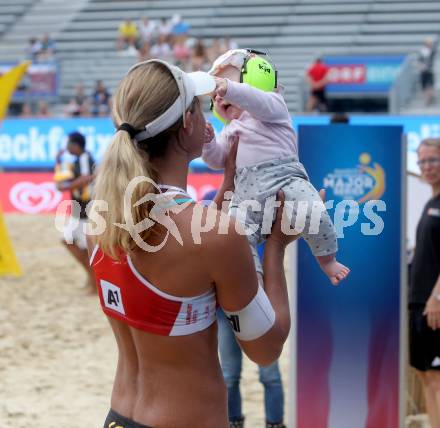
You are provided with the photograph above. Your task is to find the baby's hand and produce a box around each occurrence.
[204,122,215,144]
[214,77,228,97]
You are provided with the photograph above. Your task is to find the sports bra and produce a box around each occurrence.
[90,185,217,336]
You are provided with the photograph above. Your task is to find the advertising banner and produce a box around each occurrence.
[0,63,59,99]
[0,115,434,174]
[322,55,406,94]
[296,125,404,428]
[0,172,223,214]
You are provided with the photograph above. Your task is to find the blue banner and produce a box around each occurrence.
[0,118,113,169]
[0,115,434,173]
[323,55,406,94]
[296,125,403,428]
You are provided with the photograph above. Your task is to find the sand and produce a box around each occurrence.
[0,214,290,428]
[1,214,431,428]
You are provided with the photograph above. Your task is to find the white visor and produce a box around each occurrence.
[127,59,216,141]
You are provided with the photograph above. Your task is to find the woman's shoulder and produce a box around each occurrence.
[176,202,248,251]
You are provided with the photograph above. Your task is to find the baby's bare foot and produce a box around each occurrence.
[317,255,350,286]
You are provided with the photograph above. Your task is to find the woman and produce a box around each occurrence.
[409,138,440,427]
[89,59,295,428]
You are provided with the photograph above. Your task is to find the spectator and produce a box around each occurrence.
[36,100,51,117]
[157,17,172,40]
[66,84,90,117]
[91,80,111,117]
[218,311,286,428]
[306,56,329,112]
[20,102,33,118]
[173,34,191,70]
[117,18,139,51]
[38,33,56,61]
[150,34,172,61]
[170,14,190,37]
[138,16,157,46]
[218,243,286,428]
[192,38,209,71]
[409,138,440,428]
[25,37,42,61]
[418,37,438,106]
[137,41,151,62]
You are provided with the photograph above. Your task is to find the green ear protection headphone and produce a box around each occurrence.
[240,49,277,92]
[210,49,277,124]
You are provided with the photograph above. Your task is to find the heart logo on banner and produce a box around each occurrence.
[9,182,63,214]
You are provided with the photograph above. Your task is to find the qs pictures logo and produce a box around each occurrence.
[323,153,385,203]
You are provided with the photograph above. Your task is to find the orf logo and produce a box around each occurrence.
[9,181,63,213]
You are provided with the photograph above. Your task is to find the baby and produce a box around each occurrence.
[203,49,349,285]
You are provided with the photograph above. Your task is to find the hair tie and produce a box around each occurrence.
[117,123,139,139]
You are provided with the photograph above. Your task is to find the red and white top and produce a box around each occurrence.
[90,246,217,336]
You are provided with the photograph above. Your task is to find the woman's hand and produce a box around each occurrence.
[213,136,238,208]
[424,295,440,330]
[267,188,327,249]
[266,191,300,249]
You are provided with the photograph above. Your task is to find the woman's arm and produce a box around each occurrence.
[212,138,238,209]
[204,192,296,366]
[424,273,440,330]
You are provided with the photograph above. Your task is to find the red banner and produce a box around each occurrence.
[327,64,366,84]
[0,173,223,214]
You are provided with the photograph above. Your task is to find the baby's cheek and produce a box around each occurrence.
[229,106,243,120]
[217,104,228,117]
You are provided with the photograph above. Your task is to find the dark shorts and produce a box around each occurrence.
[409,304,440,372]
[104,409,153,428]
[421,70,434,89]
[311,88,327,104]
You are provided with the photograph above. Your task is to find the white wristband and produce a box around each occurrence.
[223,285,275,341]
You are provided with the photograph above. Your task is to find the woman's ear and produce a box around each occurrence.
[182,110,194,137]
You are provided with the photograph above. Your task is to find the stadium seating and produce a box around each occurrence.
[0,0,88,62]
[0,0,37,38]
[0,0,438,112]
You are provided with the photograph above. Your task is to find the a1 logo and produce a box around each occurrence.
[100,280,125,315]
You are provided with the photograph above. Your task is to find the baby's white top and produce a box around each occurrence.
[202,80,298,170]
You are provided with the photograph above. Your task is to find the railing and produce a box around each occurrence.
[389,53,419,114]
[297,73,309,113]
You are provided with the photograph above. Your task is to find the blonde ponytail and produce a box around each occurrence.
[92,61,181,259]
